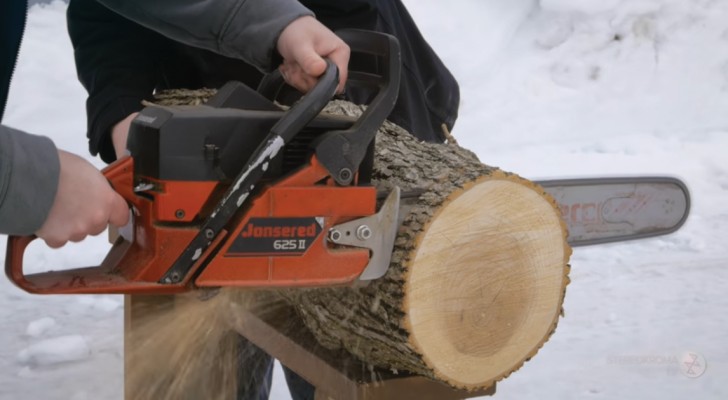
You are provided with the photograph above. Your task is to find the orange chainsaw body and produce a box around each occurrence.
[5,29,402,295]
[5,155,376,294]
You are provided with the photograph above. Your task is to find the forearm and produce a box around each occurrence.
[68,0,160,163]
[96,0,314,72]
[0,125,60,235]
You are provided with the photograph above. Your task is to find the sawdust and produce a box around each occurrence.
[125,289,255,400]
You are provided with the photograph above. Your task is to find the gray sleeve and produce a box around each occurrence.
[0,125,60,235]
[95,0,314,72]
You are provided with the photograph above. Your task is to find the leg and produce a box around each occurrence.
[282,365,316,400]
[236,335,275,400]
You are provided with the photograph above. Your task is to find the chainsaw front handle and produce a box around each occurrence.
[257,29,403,186]
[314,29,401,185]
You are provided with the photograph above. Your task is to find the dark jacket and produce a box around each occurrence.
[1,0,26,117]
[302,0,460,142]
[68,0,460,163]
[1,0,60,235]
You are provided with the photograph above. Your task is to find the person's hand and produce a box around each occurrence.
[277,16,349,94]
[111,112,138,159]
[35,150,129,248]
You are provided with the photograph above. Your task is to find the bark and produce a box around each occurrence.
[278,101,571,389]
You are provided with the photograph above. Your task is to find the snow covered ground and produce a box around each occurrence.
[1,0,727,399]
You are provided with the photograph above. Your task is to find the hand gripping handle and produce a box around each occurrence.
[257,29,402,186]
[314,29,401,185]
[5,156,137,294]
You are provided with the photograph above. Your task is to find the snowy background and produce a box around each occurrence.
[1,0,727,399]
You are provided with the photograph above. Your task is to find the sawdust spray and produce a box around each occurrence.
[126,90,255,400]
[125,289,256,400]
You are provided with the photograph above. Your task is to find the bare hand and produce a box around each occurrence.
[111,112,138,160]
[277,16,350,93]
[35,150,129,248]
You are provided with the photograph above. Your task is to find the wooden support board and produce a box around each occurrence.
[232,295,496,400]
[124,293,496,399]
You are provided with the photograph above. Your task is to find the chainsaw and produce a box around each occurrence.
[6,30,403,294]
[4,30,690,295]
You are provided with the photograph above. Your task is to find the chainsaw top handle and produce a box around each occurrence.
[258,29,402,186]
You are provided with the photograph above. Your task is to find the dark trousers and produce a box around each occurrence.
[237,336,315,400]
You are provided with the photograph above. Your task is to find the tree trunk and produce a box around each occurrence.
[151,93,571,391]
[278,101,571,390]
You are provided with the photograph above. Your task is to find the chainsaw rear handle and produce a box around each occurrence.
[4,156,137,294]
[5,235,36,292]
[258,29,402,185]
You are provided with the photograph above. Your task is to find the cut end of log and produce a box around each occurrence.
[404,172,570,389]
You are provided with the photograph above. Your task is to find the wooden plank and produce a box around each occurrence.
[234,294,496,400]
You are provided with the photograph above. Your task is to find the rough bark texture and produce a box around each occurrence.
[279,101,570,389]
[281,101,490,372]
[150,91,571,391]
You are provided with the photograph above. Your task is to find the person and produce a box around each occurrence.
[0,0,349,251]
[65,1,460,399]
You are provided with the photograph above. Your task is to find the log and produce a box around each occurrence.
[149,93,571,391]
[277,101,571,390]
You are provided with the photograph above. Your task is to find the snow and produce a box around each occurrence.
[25,317,57,338]
[2,0,727,399]
[17,335,90,367]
